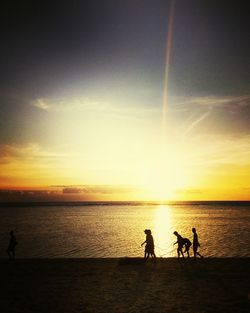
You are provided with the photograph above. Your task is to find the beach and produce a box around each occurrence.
[0,258,249,313]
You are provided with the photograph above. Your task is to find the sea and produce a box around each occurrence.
[0,202,250,258]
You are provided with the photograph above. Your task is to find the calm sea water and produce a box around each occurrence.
[0,203,250,258]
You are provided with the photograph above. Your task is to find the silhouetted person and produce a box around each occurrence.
[182,238,192,257]
[173,231,185,258]
[6,230,18,259]
[192,228,203,258]
[141,229,156,260]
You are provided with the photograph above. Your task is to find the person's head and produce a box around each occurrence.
[10,230,14,236]
[192,228,196,233]
[173,231,178,236]
[144,229,151,235]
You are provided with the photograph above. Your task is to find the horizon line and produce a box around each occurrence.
[1,200,250,207]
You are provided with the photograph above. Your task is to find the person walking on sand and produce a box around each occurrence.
[6,230,18,259]
[182,237,192,258]
[192,228,203,258]
[141,229,156,260]
[173,231,185,258]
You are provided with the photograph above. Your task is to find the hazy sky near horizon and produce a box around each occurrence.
[1,0,250,200]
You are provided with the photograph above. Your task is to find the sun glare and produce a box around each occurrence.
[154,205,174,257]
[140,145,191,201]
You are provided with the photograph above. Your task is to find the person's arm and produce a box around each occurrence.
[141,240,146,246]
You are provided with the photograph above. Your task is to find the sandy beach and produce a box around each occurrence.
[0,258,249,313]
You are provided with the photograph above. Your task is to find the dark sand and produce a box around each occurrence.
[0,258,249,313]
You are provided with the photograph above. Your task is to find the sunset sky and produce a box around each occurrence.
[1,0,250,201]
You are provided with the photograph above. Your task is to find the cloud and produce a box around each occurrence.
[32,98,51,111]
[0,185,146,202]
[61,185,142,195]
[175,189,204,195]
[187,134,250,169]
[169,95,250,136]
[0,189,58,195]
[0,143,66,163]
[31,93,250,137]
[31,97,102,112]
[172,95,250,109]
[31,95,158,116]
[0,143,71,188]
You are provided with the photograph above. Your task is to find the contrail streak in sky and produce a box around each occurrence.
[184,109,211,135]
[162,0,176,139]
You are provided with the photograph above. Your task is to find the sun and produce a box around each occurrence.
[140,148,190,201]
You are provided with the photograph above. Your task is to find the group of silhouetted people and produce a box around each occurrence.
[141,227,203,260]
[173,228,203,258]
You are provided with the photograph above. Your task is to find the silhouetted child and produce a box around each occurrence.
[192,227,203,258]
[141,229,156,260]
[6,230,18,259]
[173,231,185,258]
[182,238,192,257]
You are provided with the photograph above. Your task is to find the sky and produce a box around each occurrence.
[1,0,250,201]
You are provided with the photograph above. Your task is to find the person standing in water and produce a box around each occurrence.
[192,228,203,258]
[173,231,185,258]
[141,229,156,260]
[6,230,18,259]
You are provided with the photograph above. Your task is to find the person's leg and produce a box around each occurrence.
[193,246,196,258]
[151,251,156,260]
[177,248,180,258]
[180,247,184,258]
[197,251,203,258]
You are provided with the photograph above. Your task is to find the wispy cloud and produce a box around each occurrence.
[29,93,250,139]
[32,94,250,115]
[175,188,204,195]
[0,143,66,163]
[32,98,51,111]
[172,95,250,109]
[31,97,103,112]
[168,95,250,136]
[0,143,71,187]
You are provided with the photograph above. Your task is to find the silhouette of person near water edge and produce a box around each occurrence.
[192,227,203,258]
[173,231,185,258]
[6,230,18,259]
[141,229,157,261]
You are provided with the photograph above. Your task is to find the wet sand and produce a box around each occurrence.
[0,258,249,313]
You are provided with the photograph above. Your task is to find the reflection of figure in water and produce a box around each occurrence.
[182,237,192,258]
[6,230,18,259]
[173,231,185,258]
[141,229,156,260]
[192,228,203,258]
